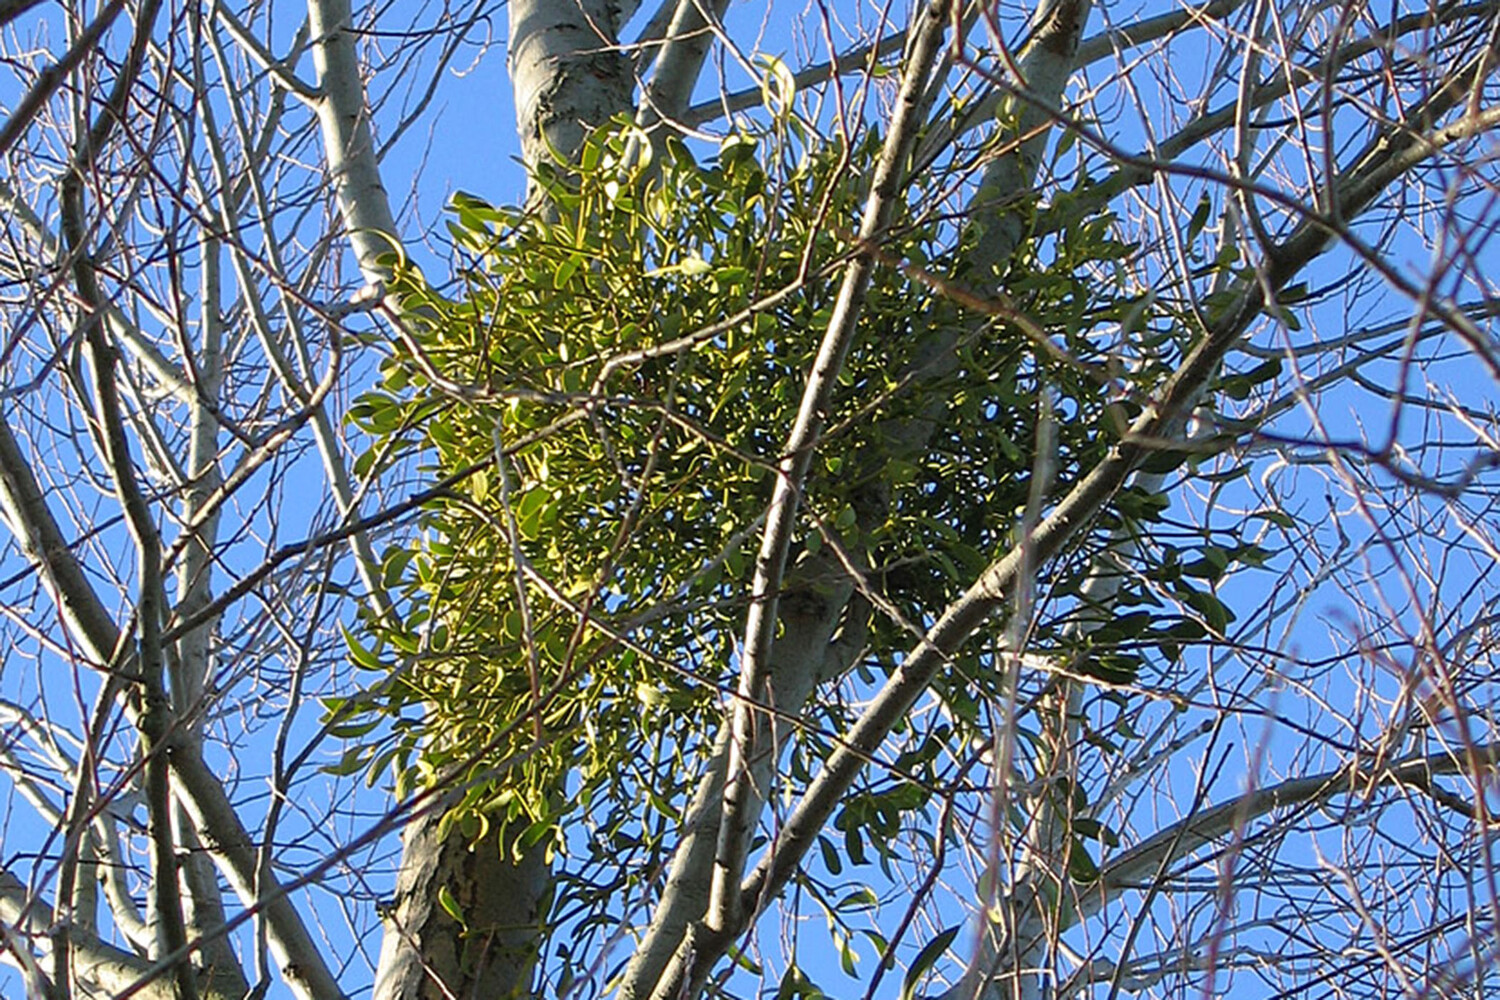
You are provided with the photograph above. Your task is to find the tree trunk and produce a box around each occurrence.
[507,0,632,196]
[373,813,552,1000]
[372,2,632,996]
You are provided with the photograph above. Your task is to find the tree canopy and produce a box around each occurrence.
[0,0,1498,998]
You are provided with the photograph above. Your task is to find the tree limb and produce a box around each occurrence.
[628,3,1098,992]
[2,868,175,1000]
[732,29,1500,971]
[706,0,954,944]
[0,419,348,1000]
[306,0,400,284]
[636,0,733,133]
[1095,742,1500,905]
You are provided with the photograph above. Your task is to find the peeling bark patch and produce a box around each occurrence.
[508,0,632,184]
[530,52,631,150]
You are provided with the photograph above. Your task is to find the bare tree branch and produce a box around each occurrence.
[736,31,1500,967]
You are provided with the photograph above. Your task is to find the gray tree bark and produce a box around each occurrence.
[370,2,632,996]
[620,3,1097,996]
[1,0,1495,995]
[372,811,553,1000]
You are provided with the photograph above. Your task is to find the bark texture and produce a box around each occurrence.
[371,3,633,997]
[620,3,1097,994]
[508,0,633,192]
[373,815,552,1000]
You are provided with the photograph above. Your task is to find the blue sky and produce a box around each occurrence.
[2,0,1499,997]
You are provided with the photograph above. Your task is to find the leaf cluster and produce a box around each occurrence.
[334,116,1278,869]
